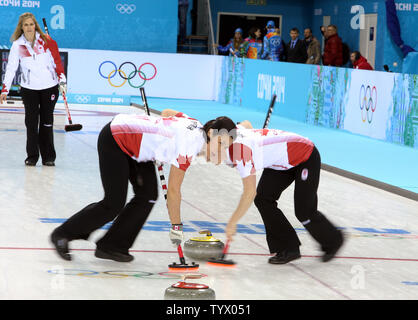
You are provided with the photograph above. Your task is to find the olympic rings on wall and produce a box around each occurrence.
[47,269,207,280]
[98,61,157,88]
[116,4,136,14]
[74,95,91,104]
[359,84,377,124]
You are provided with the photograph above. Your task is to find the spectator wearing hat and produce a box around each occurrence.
[261,21,284,62]
[350,51,373,70]
[216,28,246,57]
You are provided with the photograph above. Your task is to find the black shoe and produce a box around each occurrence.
[50,229,71,261]
[42,161,55,166]
[25,160,37,166]
[322,230,344,262]
[268,250,301,264]
[95,248,134,262]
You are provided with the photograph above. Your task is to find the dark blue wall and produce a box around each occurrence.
[0,0,178,53]
[210,0,314,44]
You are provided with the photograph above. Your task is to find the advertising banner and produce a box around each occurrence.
[344,70,395,140]
[65,49,222,101]
[216,56,418,148]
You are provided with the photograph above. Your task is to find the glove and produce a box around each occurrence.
[59,81,67,96]
[169,224,184,247]
[0,93,7,104]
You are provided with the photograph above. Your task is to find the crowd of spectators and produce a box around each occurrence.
[215,21,374,70]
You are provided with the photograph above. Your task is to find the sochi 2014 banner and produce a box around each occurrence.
[217,56,418,149]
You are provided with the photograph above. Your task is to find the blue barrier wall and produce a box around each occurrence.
[217,56,418,148]
[0,0,178,53]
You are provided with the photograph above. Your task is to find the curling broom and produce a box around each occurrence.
[42,18,82,132]
[207,94,277,268]
[139,87,199,272]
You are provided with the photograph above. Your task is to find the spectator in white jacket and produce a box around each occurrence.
[0,12,66,166]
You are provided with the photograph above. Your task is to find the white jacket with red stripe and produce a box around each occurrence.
[1,32,66,95]
[226,127,315,178]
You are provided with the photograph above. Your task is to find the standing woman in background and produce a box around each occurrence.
[244,27,263,59]
[0,12,66,166]
[215,28,246,57]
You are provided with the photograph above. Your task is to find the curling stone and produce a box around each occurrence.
[183,230,225,261]
[164,274,216,300]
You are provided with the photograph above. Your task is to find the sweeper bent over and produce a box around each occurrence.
[50,111,205,262]
[203,118,344,264]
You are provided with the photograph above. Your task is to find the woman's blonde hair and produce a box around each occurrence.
[10,12,48,43]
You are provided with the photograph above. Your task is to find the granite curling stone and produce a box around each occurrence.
[183,230,225,261]
[164,275,216,300]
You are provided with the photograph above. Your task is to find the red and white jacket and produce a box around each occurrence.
[1,32,66,95]
[110,112,205,171]
[227,126,314,178]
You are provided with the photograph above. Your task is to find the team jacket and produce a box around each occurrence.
[244,37,263,59]
[1,32,66,95]
[226,127,314,178]
[353,56,373,70]
[322,34,343,67]
[218,39,247,57]
[110,112,205,171]
[261,30,284,62]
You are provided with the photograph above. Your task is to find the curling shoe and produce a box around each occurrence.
[322,229,344,262]
[95,248,134,262]
[268,250,301,264]
[50,229,72,261]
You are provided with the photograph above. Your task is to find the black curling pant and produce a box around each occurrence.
[20,85,59,163]
[254,147,341,253]
[55,122,159,254]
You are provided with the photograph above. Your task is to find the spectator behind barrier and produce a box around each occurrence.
[285,28,307,64]
[350,51,373,70]
[261,20,284,62]
[215,28,246,57]
[303,28,321,65]
[244,27,263,59]
[322,25,343,66]
[178,0,189,44]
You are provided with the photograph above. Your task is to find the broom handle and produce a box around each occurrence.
[263,94,277,129]
[140,88,168,200]
[61,91,73,124]
[221,240,231,259]
[139,88,187,265]
[177,244,186,265]
[42,18,73,126]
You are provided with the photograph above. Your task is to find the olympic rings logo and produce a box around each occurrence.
[74,95,91,104]
[116,4,136,14]
[47,269,207,280]
[99,61,157,88]
[359,84,377,124]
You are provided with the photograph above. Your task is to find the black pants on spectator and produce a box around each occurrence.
[254,147,341,253]
[55,122,159,254]
[178,4,188,43]
[20,85,59,163]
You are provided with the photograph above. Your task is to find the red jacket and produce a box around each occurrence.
[353,56,373,70]
[322,34,343,66]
